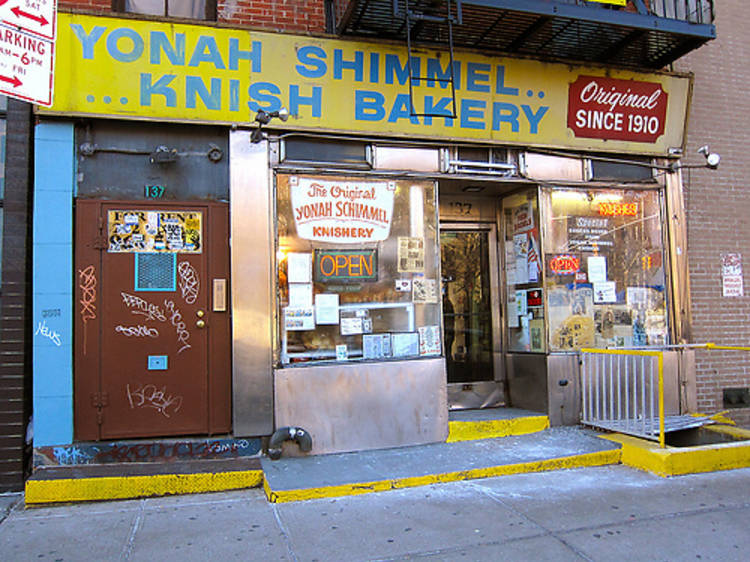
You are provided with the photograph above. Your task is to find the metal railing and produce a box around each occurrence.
[649,0,714,24]
[563,1,715,24]
[580,348,666,447]
[581,343,750,448]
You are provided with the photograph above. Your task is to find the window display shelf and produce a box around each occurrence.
[281,301,415,364]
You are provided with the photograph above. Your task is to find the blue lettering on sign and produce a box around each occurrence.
[228,38,261,72]
[466,62,490,93]
[71,24,106,59]
[229,79,240,112]
[248,82,282,112]
[522,105,549,134]
[150,31,185,65]
[369,53,379,83]
[492,102,520,132]
[186,76,221,110]
[355,90,386,121]
[388,94,419,124]
[334,49,364,81]
[67,24,552,134]
[384,54,420,86]
[290,85,322,117]
[296,45,327,78]
[460,99,486,129]
[425,59,460,89]
[496,65,519,96]
[189,36,225,69]
[140,73,177,107]
[107,28,144,63]
[423,96,454,126]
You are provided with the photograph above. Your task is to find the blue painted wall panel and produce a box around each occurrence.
[33,244,73,295]
[33,122,75,447]
[34,191,72,244]
[33,346,73,398]
[33,397,74,447]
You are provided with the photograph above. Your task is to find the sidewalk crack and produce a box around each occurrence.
[120,498,145,561]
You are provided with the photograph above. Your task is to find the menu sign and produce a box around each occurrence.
[567,76,668,143]
[291,177,395,244]
[567,216,613,253]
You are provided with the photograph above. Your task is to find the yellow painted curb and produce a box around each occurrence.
[264,449,621,503]
[601,430,750,477]
[25,470,264,505]
[447,416,550,443]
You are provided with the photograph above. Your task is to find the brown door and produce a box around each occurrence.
[75,200,231,440]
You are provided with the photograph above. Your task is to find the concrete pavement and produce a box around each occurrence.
[2,465,750,561]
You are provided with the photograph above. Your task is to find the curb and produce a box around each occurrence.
[601,426,750,477]
[263,449,622,503]
[25,470,264,505]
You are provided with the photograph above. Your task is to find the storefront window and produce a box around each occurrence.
[503,190,545,353]
[541,187,668,351]
[275,174,441,365]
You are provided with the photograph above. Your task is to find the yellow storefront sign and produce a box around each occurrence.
[45,13,690,156]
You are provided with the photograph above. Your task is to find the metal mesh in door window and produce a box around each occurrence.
[135,253,176,291]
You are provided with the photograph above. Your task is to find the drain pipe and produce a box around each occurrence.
[268,427,313,460]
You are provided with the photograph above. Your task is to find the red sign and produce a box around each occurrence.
[527,289,543,307]
[549,255,580,275]
[567,76,668,143]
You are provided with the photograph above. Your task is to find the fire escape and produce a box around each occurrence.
[335,1,715,69]
[334,0,714,119]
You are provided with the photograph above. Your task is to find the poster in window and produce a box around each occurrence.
[284,307,315,331]
[513,233,529,284]
[392,333,420,357]
[530,319,545,352]
[413,277,438,303]
[418,325,441,356]
[398,237,426,272]
[363,334,392,359]
[315,293,340,325]
[108,210,202,253]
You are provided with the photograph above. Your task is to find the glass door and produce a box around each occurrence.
[440,225,499,383]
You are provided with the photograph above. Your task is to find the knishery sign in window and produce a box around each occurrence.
[290,176,395,244]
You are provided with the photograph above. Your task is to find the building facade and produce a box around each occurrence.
[15,1,723,476]
[676,0,750,426]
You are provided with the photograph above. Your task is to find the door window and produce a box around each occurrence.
[440,229,494,382]
[503,191,546,353]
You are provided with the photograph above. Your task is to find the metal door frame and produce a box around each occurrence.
[439,222,504,390]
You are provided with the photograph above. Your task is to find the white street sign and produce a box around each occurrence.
[0,21,54,106]
[0,0,57,40]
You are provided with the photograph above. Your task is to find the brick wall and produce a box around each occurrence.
[58,0,328,33]
[0,100,33,492]
[675,0,750,425]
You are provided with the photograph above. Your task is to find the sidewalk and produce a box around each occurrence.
[2,465,749,561]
